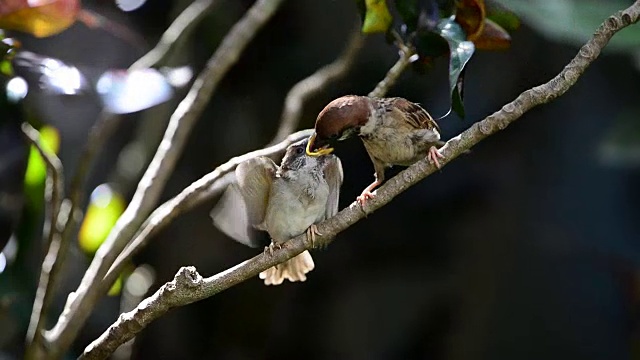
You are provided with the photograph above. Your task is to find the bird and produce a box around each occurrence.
[211,139,343,285]
[306,95,444,204]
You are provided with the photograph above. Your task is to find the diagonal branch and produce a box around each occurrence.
[101,25,365,293]
[79,2,640,358]
[43,0,286,358]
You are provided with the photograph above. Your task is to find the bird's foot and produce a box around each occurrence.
[306,224,322,248]
[356,190,375,206]
[428,146,445,169]
[264,242,282,256]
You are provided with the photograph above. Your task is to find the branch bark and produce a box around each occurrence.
[43,0,286,358]
[100,24,366,292]
[80,2,640,358]
[21,123,66,359]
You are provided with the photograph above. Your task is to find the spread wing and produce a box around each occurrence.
[210,157,277,247]
[235,157,277,226]
[322,155,344,219]
[388,97,440,132]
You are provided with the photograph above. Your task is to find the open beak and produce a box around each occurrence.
[306,133,334,156]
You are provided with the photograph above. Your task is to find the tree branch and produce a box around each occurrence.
[20,123,65,358]
[130,0,221,70]
[80,2,640,358]
[368,43,414,98]
[100,27,401,296]
[100,26,365,292]
[43,0,286,358]
[270,27,363,143]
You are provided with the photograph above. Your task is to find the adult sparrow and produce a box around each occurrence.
[211,139,343,285]
[306,95,444,204]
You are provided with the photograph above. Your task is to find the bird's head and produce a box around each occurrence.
[306,95,371,157]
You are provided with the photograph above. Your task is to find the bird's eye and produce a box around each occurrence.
[295,146,304,155]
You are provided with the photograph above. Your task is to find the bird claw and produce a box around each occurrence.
[356,190,375,206]
[264,243,282,256]
[306,224,322,248]
[428,146,445,169]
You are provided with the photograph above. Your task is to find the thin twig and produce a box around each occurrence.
[80,2,640,358]
[130,0,220,70]
[43,0,286,358]
[270,27,364,143]
[368,43,414,98]
[21,123,65,358]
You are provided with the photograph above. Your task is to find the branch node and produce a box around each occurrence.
[175,266,203,287]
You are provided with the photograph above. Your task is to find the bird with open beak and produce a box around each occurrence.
[211,139,343,285]
[306,95,444,204]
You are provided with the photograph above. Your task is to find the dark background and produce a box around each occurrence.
[1,0,640,359]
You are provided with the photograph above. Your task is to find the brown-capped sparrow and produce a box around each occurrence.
[211,139,343,285]
[306,95,444,204]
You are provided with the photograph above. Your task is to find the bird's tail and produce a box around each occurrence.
[259,250,315,286]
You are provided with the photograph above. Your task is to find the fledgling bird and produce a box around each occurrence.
[211,139,343,286]
[306,95,444,204]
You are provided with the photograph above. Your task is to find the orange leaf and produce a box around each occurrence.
[0,0,80,38]
[473,18,511,51]
[454,0,486,41]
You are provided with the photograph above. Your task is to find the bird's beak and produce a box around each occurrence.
[306,133,334,156]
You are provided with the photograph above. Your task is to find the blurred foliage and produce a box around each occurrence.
[356,0,518,118]
[599,109,640,168]
[494,0,640,53]
[491,0,640,168]
[24,125,60,189]
[78,184,126,255]
[0,0,80,38]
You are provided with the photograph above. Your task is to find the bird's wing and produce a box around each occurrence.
[235,157,277,226]
[210,157,276,247]
[322,155,344,219]
[388,97,440,132]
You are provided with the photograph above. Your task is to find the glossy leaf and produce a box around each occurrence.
[24,125,60,188]
[0,0,81,38]
[361,0,393,34]
[78,184,126,254]
[437,17,475,118]
[454,0,486,40]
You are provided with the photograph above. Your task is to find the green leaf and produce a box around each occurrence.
[108,273,124,296]
[437,17,475,118]
[361,0,393,34]
[78,184,126,254]
[24,125,60,187]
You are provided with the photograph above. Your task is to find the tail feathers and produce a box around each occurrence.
[259,251,315,285]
